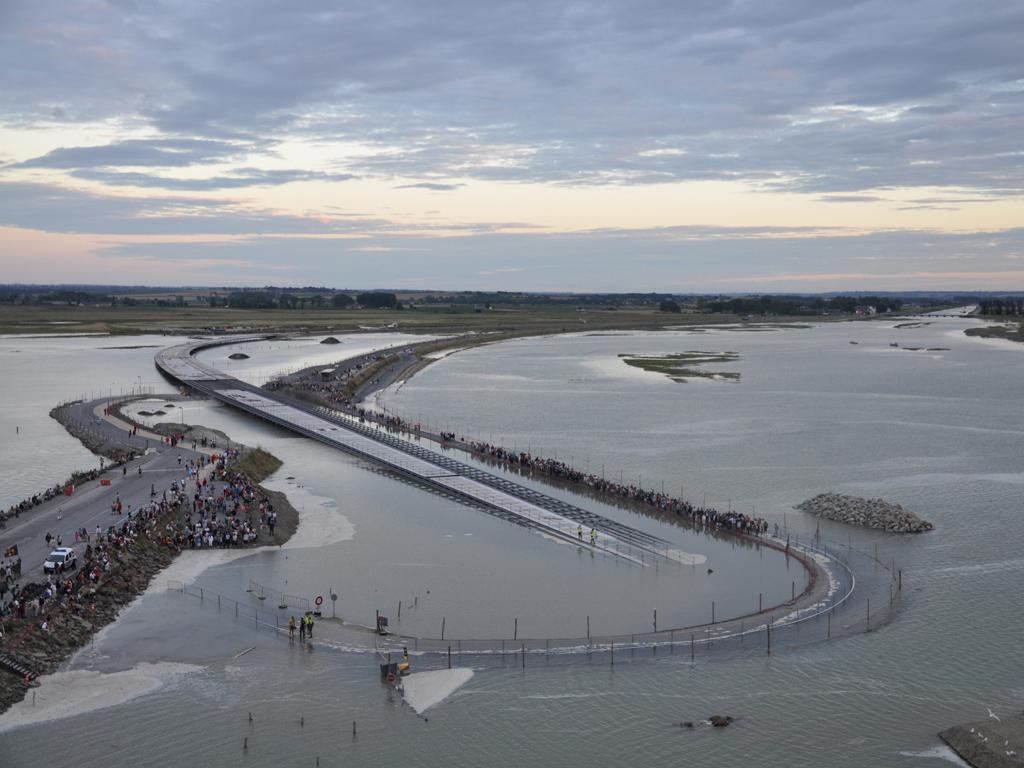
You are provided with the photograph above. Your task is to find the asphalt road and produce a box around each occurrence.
[1,397,211,586]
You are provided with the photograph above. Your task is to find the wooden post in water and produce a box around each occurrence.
[759,592,762,612]
[653,609,657,633]
[898,569,902,591]
[441,616,446,640]
[587,615,590,639]
[791,581,795,601]
[827,612,831,639]
[711,601,715,624]
[398,601,402,619]
[611,641,614,666]
[866,598,870,630]
[514,617,518,640]
[521,643,525,670]
[447,646,451,669]
[767,624,771,655]
[690,633,695,662]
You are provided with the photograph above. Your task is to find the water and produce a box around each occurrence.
[0,334,179,509]
[1,319,1021,766]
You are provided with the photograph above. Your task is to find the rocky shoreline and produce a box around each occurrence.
[49,402,140,463]
[796,493,933,533]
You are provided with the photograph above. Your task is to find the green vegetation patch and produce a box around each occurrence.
[619,351,741,382]
[236,447,283,483]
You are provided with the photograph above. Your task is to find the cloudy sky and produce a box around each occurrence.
[1,0,1023,291]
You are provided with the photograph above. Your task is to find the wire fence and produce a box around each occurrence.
[165,535,903,669]
[246,579,310,612]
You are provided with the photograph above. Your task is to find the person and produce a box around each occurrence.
[57,507,63,521]
[306,615,314,638]
[299,616,306,640]
[288,616,296,639]
[589,528,597,545]
[138,465,142,476]
[577,525,583,541]
[45,532,52,548]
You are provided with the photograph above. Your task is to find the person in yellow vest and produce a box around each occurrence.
[589,528,597,545]
[305,614,314,639]
[288,616,296,640]
[577,525,583,540]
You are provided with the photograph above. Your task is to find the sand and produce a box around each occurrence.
[401,668,474,714]
[0,662,201,732]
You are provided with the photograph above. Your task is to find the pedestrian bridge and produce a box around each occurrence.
[155,339,694,567]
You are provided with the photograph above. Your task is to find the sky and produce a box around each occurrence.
[1,0,1023,292]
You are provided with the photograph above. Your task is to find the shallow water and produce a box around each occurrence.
[1,319,1022,767]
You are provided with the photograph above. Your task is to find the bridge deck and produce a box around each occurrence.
[155,340,694,566]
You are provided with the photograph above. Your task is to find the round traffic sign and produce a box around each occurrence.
[314,595,323,607]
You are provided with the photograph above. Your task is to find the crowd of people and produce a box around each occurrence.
[1,457,135,526]
[1,511,153,624]
[157,463,279,549]
[0,446,280,643]
[461,439,769,536]
[267,348,417,409]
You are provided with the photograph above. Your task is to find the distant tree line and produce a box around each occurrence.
[225,290,398,310]
[0,286,115,305]
[702,295,903,315]
[978,298,1024,316]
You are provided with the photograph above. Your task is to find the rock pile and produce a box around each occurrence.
[795,493,933,533]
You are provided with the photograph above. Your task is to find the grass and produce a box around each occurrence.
[619,351,741,382]
[964,322,1024,343]
[0,303,843,337]
[235,447,283,483]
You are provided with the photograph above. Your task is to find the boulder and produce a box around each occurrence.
[795,492,932,533]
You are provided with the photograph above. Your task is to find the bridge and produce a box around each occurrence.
[155,338,692,567]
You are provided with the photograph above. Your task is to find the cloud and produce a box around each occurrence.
[0,181,382,236]
[394,182,464,191]
[1,1,1022,194]
[818,195,884,203]
[69,167,355,190]
[10,139,251,170]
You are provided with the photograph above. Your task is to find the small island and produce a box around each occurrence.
[796,492,933,533]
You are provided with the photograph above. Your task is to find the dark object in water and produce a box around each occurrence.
[320,337,341,344]
[709,715,734,727]
[228,353,250,360]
